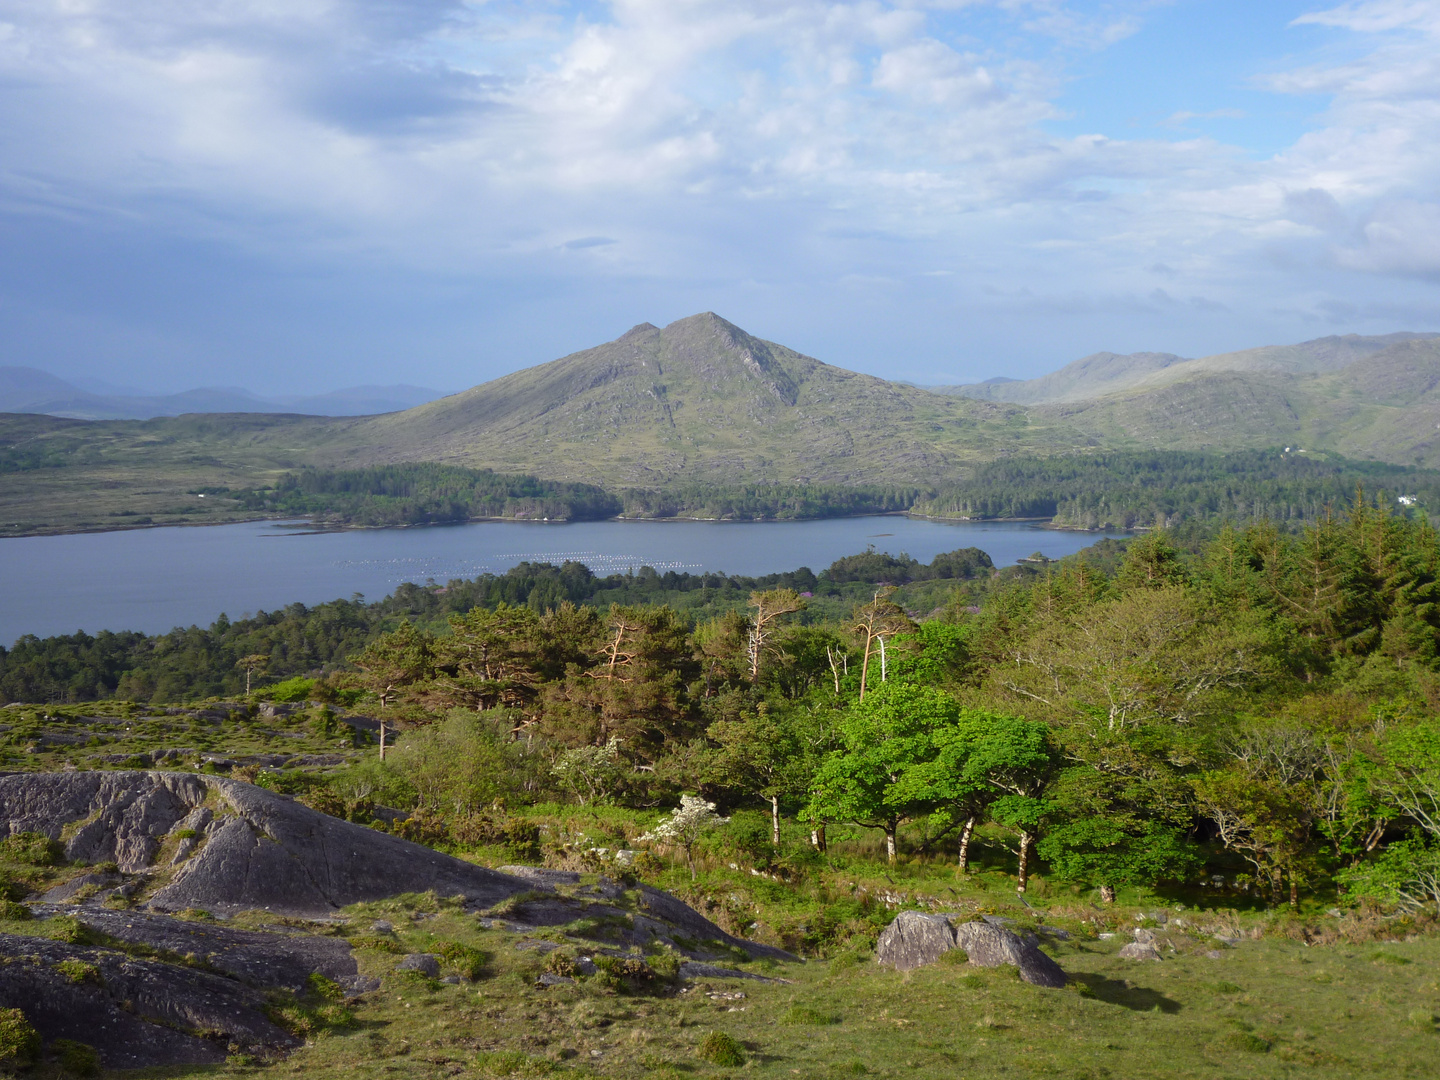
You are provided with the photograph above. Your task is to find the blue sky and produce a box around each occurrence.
[1,0,1438,394]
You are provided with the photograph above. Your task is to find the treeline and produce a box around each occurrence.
[0,546,992,703]
[231,464,623,525]
[912,449,1440,530]
[225,465,924,527]
[295,501,1440,911]
[617,483,920,521]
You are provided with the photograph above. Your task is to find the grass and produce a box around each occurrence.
[95,916,1440,1080]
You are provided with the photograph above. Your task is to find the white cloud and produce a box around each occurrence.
[1,0,1439,388]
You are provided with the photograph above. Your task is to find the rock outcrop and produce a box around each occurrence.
[0,932,297,1068]
[36,906,369,992]
[0,769,806,1068]
[0,770,530,916]
[875,911,1067,988]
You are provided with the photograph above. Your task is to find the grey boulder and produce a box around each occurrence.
[875,911,959,972]
[875,911,1067,988]
[397,953,441,978]
[954,921,1068,989]
[1118,941,1163,961]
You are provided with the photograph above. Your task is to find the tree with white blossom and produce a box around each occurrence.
[638,795,729,880]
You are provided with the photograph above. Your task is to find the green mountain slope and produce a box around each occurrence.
[331,312,1075,486]
[1036,337,1440,466]
[943,332,1439,405]
[938,351,1191,403]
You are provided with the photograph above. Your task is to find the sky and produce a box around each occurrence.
[1,0,1439,394]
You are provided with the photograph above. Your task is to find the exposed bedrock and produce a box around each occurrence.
[0,932,297,1068]
[0,770,531,916]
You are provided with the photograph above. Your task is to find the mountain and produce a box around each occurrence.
[1035,336,1440,465]
[334,312,1046,486]
[0,368,448,418]
[939,351,1191,404]
[940,332,1440,406]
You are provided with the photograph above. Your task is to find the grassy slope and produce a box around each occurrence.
[5,705,1439,1080]
[0,412,352,536]
[339,313,1082,487]
[1036,337,1440,467]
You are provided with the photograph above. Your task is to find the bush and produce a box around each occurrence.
[0,833,60,867]
[50,1039,100,1077]
[697,1031,746,1067]
[593,955,654,993]
[0,901,30,921]
[0,1009,39,1068]
[437,941,489,980]
[266,677,315,703]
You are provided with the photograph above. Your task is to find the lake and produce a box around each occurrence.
[0,516,1127,644]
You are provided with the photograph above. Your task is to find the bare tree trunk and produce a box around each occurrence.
[1016,831,1033,893]
[810,823,827,852]
[826,648,842,694]
[1289,875,1299,908]
[878,635,887,683]
[885,826,897,865]
[1099,884,1116,904]
[378,719,387,761]
[858,635,873,702]
[956,816,976,874]
[771,795,780,846]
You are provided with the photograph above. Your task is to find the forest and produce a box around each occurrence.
[208,450,1440,532]
[912,448,1440,530]
[225,465,918,526]
[9,495,1440,917]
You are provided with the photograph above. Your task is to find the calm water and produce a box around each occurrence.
[0,517,1125,644]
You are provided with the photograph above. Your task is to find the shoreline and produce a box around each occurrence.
[2,508,1131,541]
[0,506,1134,541]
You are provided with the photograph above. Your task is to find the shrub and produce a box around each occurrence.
[644,950,681,980]
[50,1039,100,1077]
[0,833,60,867]
[544,950,579,978]
[593,955,654,993]
[0,1009,39,1068]
[262,677,315,703]
[697,1031,746,1067]
[437,941,489,980]
[0,901,30,921]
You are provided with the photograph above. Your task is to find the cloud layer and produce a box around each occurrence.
[0,0,1438,390]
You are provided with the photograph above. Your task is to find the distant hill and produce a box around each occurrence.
[333,312,1046,486]
[940,332,1440,405]
[938,351,1191,404]
[1033,336,1440,465]
[0,368,447,418]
